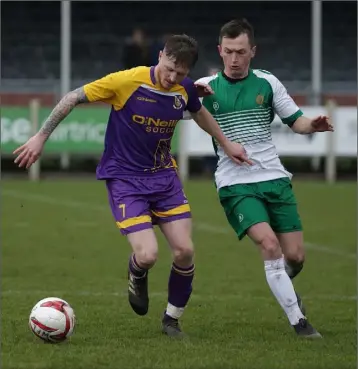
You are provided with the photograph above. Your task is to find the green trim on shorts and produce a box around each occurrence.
[219,178,303,240]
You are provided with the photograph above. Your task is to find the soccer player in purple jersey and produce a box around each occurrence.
[13,35,252,338]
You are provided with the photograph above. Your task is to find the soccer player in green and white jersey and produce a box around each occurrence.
[193,19,334,338]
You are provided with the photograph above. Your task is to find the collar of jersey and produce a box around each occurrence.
[221,69,252,84]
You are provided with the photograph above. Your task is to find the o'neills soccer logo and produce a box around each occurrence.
[132,115,179,133]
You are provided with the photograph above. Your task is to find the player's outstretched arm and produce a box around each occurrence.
[39,87,89,140]
[290,115,334,134]
[13,70,121,169]
[13,87,90,168]
[270,73,334,135]
[190,106,253,166]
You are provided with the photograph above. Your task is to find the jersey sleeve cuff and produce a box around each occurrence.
[83,84,94,102]
[187,103,202,114]
[282,109,303,126]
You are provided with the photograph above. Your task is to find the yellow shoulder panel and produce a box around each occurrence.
[83,66,152,110]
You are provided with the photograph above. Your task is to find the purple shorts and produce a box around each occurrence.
[106,173,191,235]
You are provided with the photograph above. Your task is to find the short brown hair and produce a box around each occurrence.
[219,19,255,46]
[164,34,199,69]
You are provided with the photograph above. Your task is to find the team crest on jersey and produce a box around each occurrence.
[213,101,219,111]
[256,94,264,105]
[173,95,183,110]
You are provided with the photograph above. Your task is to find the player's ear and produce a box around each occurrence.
[217,45,222,56]
[158,50,163,63]
[251,46,256,58]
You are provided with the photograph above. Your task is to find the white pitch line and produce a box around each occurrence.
[304,242,356,259]
[2,290,356,302]
[2,190,106,212]
[195,223,357,260]
[3,190,356,259]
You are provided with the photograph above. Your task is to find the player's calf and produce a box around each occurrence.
[279,235,306,314]
[128,253,150,316]
[127,230,158,316]
[248,223,306,329]
[264,258,306,324]
[285,257,306,315]
[161,261,194,338]
[295,292,306,316]
[160,219,195,337]
[277,231,305,280]
[284,257,305,279]
[168,241,195,313]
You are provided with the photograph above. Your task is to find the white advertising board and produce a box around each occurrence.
[181,106,357,157]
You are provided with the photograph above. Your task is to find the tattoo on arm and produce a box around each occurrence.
[39,87,89,139]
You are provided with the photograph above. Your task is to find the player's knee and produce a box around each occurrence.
[128,230,158,268]
[286,252,305,266]
[135,249,158,268]
[132,240,158,268]
[172,242,195,265]
[258,234,281,259]
[285,251,305,279]
[285,244,305,265]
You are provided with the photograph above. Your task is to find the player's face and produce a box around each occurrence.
[218,34,256,78]
[157,51,190,90]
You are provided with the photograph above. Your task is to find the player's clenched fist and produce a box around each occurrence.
[13,133,46,169]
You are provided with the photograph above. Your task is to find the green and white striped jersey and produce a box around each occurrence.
[196,69,303,188]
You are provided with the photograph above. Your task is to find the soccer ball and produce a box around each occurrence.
[29,297,76,343]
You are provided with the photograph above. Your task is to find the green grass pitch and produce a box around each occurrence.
[1,179,356,369]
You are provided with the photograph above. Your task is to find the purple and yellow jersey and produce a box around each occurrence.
[83,66,201,179]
